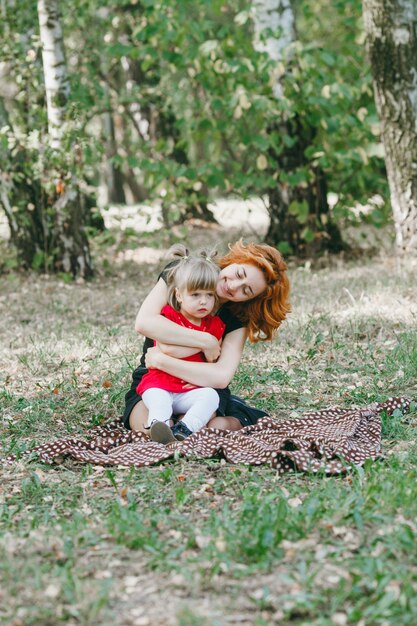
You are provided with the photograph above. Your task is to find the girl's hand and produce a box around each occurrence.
[145,346,164,369]
[203,335,221,362]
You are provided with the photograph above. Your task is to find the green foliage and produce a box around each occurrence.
[0,3,101,272]
[294,0,389,217]
[109,0,387,234]
[1,0,390,265]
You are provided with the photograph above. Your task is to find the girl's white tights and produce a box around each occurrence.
[142,387,220,432]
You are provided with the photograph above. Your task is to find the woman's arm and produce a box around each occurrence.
[145,327,248,389]
[135,279,221,362]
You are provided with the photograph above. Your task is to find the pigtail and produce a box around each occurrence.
[166,243,189,262]
[199,248,218,264]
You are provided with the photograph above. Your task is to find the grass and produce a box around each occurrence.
[1,230,417,625]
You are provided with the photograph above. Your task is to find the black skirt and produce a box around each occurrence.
[122,365,268,429]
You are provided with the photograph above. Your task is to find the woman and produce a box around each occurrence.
[124,240,291,433]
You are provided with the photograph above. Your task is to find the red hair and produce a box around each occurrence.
[218,240,291,343]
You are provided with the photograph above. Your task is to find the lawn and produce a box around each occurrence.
[1,226,417,626]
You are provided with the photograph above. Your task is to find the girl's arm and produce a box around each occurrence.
[135,278,221,362]
[156,342,199,358]
[145,327,248,389]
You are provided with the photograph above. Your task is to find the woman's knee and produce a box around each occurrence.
[207,415,242,431]
[129,401,149,434]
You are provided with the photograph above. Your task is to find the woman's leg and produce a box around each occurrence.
[130,401,244,433]
[129,400,149,433]
[207,415,243,431]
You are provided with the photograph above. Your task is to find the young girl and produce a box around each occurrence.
[124,239,291,433]
[137,245,225,444]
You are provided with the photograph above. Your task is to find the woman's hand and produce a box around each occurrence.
[145,346,165,370]
[203,335,221,362]
[143,327,247,389]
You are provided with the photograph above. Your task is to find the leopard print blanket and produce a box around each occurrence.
[3,397,412,474]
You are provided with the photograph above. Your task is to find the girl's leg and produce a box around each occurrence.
[173,388,220,432]
[141,389,174,427]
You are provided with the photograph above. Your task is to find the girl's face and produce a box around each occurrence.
[217,263,267,302]
[176,288,217,324]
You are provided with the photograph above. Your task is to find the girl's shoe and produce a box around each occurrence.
[150,421,176,444]
[150,420,193,444]
[171,422,193,441]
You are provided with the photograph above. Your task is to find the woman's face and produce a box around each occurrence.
[217,263,267,302]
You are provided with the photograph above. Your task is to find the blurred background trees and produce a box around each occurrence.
[363,0,417,255]
[0,0,415,276]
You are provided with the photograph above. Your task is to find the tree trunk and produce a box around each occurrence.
[181,191,218,224]
[38,0,93,277]
[253,0,345,255]
[52,182,93,276]
[37,0,70,149]
[103,110,127,205]
[362,0,417,254]
[123,167,147,203]
[253,0,295,99]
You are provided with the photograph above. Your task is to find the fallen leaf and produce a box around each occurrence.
[332,613,347,626]
[44,583,60,598]
[55,181,65,194]
[195,534,210,549]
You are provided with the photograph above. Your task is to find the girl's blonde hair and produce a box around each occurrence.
[218,240,291,343]
[165,244,219,311]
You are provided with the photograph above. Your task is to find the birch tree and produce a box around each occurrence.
[252,0,345,254]
[252,0,295,98]
[37,0,93,276]
[362,0,417,254]
[37,0,70,149]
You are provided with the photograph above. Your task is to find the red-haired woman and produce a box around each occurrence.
[124,240,291,433]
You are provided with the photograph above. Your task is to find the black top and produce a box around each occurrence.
[139,261,244,366]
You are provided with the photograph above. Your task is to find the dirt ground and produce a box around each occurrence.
[1,203,414,626]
